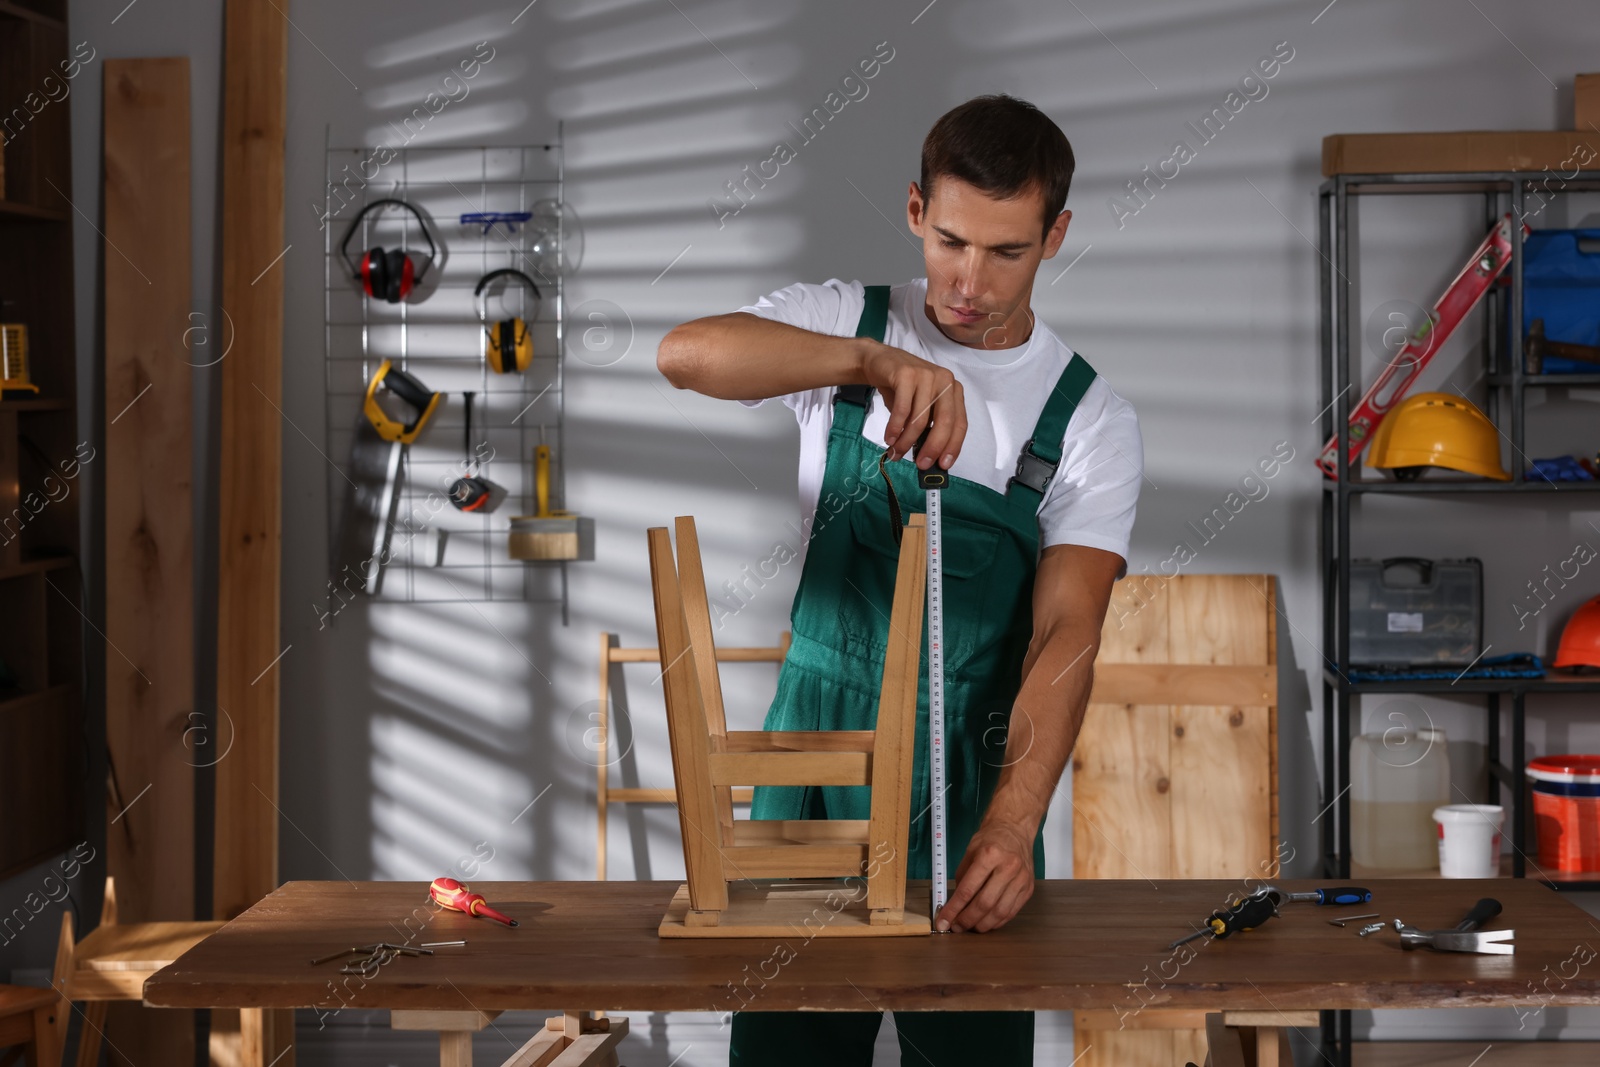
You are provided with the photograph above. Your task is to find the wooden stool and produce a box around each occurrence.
[0,985,62,1067]
[647,515,930,936]
[594,631,788,878]
[49,878,224,1067]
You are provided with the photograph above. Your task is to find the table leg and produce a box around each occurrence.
[440,1030,472,1067]
[240,1006,294,1067]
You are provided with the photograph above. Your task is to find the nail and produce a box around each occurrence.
[942,454,954,469]
[935,919,949,933]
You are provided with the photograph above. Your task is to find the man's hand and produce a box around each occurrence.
[934,819,1035,933]
[860,342,967,470]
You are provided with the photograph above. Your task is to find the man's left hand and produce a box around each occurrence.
[934,820,1035,933]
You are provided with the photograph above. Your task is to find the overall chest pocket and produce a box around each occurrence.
[847,490,1003,580]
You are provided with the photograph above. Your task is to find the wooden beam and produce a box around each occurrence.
[1088,663,1275,707]
[102,55,195,1067]
[214,1,290,1064]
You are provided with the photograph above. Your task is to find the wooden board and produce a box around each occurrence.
[144,878,1600,1014]
[1321,131,1600,176]
[102,55,195,1067]
[1073,575,1277,1067]
[214,3,290,1063]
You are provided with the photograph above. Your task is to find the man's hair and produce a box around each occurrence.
[920,94,1075,238]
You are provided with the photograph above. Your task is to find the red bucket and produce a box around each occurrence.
[1528,756,1600,872]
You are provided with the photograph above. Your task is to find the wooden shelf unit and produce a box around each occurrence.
[0,0,83,881]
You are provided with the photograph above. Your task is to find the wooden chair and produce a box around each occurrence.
[0,985,62,1067]
[647,515,930,937]
[594,631,789,879]
[50,878,224,1067]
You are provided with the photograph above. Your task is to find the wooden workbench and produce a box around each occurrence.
[145,878,1600,1063]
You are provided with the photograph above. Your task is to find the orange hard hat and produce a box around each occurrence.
[1555,595,1600,672]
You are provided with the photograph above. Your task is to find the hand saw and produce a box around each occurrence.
[331,360,443,596]
[1317,214,1524,479]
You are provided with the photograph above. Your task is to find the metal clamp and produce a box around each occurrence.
[1009,437,1058,494]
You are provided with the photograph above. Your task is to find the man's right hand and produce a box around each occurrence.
[860,341,968,471]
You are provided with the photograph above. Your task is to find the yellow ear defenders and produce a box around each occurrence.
[363,359,443,444]
[474,268,541,374]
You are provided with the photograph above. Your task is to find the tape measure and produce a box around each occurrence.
[918,461,950,926]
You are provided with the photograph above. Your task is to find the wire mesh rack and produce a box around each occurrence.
[322,130,573,616]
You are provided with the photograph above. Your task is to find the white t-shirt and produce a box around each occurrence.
[736,278,1143,564]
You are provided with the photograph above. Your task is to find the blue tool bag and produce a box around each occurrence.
[1516,229,1600,370]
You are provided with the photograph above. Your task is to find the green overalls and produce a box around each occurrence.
[730,287,1097,1067]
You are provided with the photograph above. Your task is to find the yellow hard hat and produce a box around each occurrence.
[1365,392,1510,481]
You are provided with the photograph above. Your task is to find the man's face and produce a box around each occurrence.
[907,175,1070,349]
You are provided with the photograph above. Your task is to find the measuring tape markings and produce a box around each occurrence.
[920,470,949,926]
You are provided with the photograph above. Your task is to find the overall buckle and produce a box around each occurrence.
[1009,437,1058,494]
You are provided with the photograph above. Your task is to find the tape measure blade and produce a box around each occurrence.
[926,489,948,923]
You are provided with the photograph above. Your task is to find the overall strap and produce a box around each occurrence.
[1006,353,1097,505]
[833,284,890,412]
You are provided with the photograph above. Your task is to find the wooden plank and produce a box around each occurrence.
[720,844,867,879]
[500,1029,564,1067]
[391,1008,500,1031]
[214,0,289,917]
[673,518,735,845]
[706,751,870,786]
[1088,664,1274,707]
[723,730,875,753]
[607,787,753,804]
[647,528,726,917]
[1168,577,1271,881]
[214,2,290,1063]
[102,55,195,1067]
[1074,575,1171,882]
[733,819,869,846]
[866,516,924,918]
[607,646,785,663]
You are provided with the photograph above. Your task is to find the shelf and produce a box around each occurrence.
[1323,669,1600,694]
[1488,372,1600,386]
[1322,171,1600,197]
[0,200,70,223]
[1323,478,1600,494]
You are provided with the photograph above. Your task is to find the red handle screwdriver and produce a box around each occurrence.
[429,877,518,927]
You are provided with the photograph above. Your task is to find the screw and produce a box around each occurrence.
[1357,923,1386,937]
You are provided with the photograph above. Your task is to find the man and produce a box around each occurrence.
[657,94,1142,1066]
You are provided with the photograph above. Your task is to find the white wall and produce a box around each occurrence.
[12,0,1600,1061]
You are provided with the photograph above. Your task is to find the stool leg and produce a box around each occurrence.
[32,999,64,1067]
[73,1002,107,1067]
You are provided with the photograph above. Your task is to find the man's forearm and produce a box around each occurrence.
[981,622,1100,837]
[658,312,871,400]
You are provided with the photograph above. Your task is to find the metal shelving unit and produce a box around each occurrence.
[1317,170,1600,1066]
[322,131,575,616]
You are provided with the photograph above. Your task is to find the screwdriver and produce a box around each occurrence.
[1167,889,1280,950]
[1268,886,1372,906]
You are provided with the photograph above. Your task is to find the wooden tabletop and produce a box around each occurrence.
[144,879,1600,1015]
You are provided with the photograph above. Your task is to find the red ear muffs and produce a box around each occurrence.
[340,199,437,304]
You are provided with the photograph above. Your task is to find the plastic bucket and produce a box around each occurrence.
[1433,804,1503,878]
[1528,756,1600,871]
